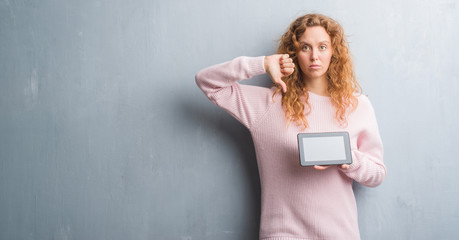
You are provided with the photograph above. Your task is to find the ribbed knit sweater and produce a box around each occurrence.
[195,56,386,240]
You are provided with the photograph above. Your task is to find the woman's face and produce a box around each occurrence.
[296,26,333,82]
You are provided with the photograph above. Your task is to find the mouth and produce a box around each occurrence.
[309,65,321,69]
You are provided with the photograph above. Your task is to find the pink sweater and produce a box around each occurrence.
[195,56,386,240]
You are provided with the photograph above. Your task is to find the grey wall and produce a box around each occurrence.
[1,0,458,239]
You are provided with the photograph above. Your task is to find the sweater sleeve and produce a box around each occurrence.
[195,56,273,129]
[340,96,387,187]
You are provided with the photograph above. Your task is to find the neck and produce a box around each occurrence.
[304,77,329,97]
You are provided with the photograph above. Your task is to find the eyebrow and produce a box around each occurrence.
[299,41,330,45]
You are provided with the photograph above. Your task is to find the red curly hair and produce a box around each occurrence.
[275,13,361,129]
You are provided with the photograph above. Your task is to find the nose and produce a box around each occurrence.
[310,49,319,61]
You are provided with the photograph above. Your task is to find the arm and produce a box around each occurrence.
[339,97,386,187]
[195,55,294,129]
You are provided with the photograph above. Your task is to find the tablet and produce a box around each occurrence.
[297,131,352,166]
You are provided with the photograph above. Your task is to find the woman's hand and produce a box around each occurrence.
[264,54,295,93]
[314,164,350,170]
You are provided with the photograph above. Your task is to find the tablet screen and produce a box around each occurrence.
[297,132,352,166]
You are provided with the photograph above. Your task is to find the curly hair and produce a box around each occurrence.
[275,13,361,129]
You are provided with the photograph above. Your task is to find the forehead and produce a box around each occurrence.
[298,26,331,43]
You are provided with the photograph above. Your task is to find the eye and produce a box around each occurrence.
[320,45,327,50]
[301,45,310,51]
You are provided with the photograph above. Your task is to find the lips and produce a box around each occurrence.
[309,65,321,69]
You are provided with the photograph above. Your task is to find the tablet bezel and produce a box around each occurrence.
[297,131,353,167]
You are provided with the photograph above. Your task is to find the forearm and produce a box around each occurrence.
[341,149,386,187]
[195,56,274,129]
[195,56,266,100]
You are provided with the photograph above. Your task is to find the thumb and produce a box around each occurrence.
[278,79,287,93]
[272,75,287,93]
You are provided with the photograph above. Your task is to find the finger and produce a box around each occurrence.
[281,62,295,69]
[314,165,330,170]
[280,64,294,71]
[279,54,289,64]
[281,67,295,75]
[281,68,294,77]
[340,164,350,170]
[281,57,293,64]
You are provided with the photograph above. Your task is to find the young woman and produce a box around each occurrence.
[195,13,386,240]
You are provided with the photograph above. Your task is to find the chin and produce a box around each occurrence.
[305,73,326,80]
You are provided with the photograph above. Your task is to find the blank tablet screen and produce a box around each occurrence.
[297,132,352,166]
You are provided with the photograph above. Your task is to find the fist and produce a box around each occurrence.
[264,54,295,93]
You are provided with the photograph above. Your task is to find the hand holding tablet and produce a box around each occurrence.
[297,132,353,167]
[313,164,350,170]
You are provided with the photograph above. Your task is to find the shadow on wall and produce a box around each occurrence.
[352,182,366,199]
[180,97,261,239]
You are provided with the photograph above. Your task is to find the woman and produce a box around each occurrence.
[195,13,386,240]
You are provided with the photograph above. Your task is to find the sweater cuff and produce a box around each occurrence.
[246,56,266,77]
[341,150,361,173]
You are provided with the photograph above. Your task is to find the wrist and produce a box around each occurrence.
[264,56,269,72]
